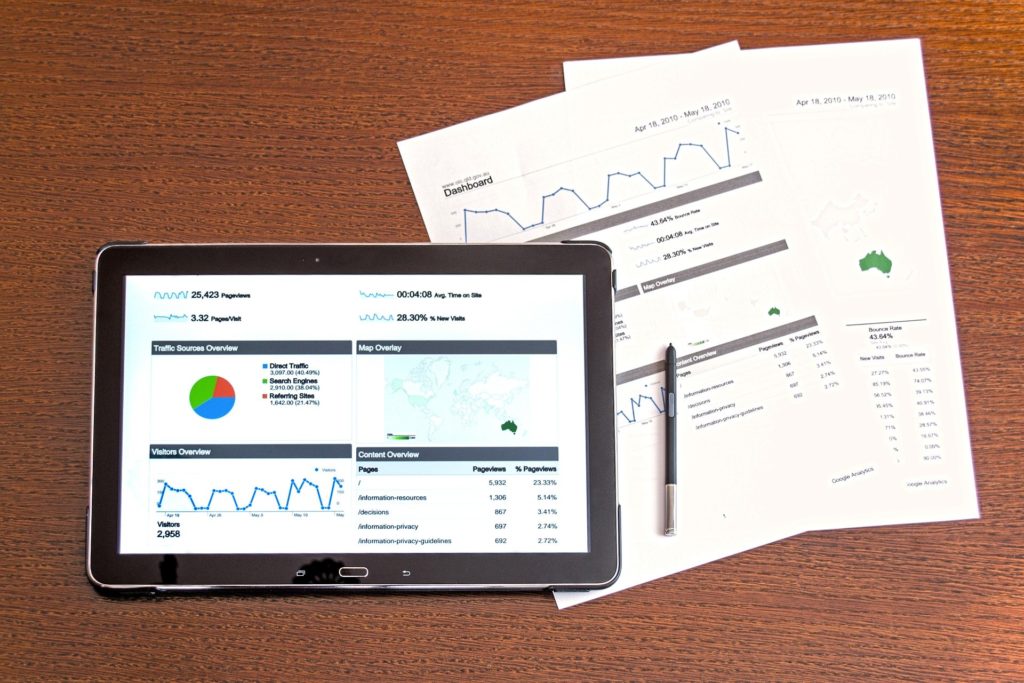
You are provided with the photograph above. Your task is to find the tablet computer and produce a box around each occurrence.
[88,243,618,592]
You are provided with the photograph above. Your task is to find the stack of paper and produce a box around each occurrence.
[397,39,979,608]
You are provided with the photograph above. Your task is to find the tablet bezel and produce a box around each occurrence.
[88,243,619,592]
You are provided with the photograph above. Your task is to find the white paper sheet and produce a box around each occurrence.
[398,48,884,608]
[564,39,979,536]
[560,42,740,89]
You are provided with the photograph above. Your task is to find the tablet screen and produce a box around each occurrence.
[118,273,589,556]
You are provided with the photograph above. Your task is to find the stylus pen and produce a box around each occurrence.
[664,343,677,536]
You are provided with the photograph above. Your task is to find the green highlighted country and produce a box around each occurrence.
[501,420,518,435]
[768,307,781,316]
[859,250,893,275]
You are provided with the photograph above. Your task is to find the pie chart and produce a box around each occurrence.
[189,375,236,419]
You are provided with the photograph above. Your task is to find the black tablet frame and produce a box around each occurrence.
[88,243,619,592]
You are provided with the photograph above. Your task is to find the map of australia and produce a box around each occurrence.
[384,355,529,444]
[859,250,893,275]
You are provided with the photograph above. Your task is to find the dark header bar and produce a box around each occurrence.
[616,316,819,384]
[355,446,558,462]
[618,240,789,301]
[150,444,353,459]
[356,340,556,354]
[152,341,352,355]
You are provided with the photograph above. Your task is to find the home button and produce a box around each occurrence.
[338,566,369,578]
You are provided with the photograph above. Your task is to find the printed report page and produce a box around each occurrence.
[397,49,884,607]
[561,37,979,537]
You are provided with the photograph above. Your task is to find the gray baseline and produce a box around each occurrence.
[527,170,762,244]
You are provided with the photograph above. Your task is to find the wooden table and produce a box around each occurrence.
[2,2,1021,679]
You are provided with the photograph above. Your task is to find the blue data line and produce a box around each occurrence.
[156,477,345,512]
[359,313,395,321]
[463,126,740,242]
[153,290,189,300]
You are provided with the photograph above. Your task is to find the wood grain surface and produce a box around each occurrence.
[1,1,1022,679]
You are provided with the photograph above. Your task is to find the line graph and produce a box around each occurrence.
[156,476,345,512]
[463,126,741,242]
[359,313,394,322]
[617,385,667,425]
[359,290,394,299]
[154,290,189,300]
[634,257,663,269]
[154,313,187,322]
